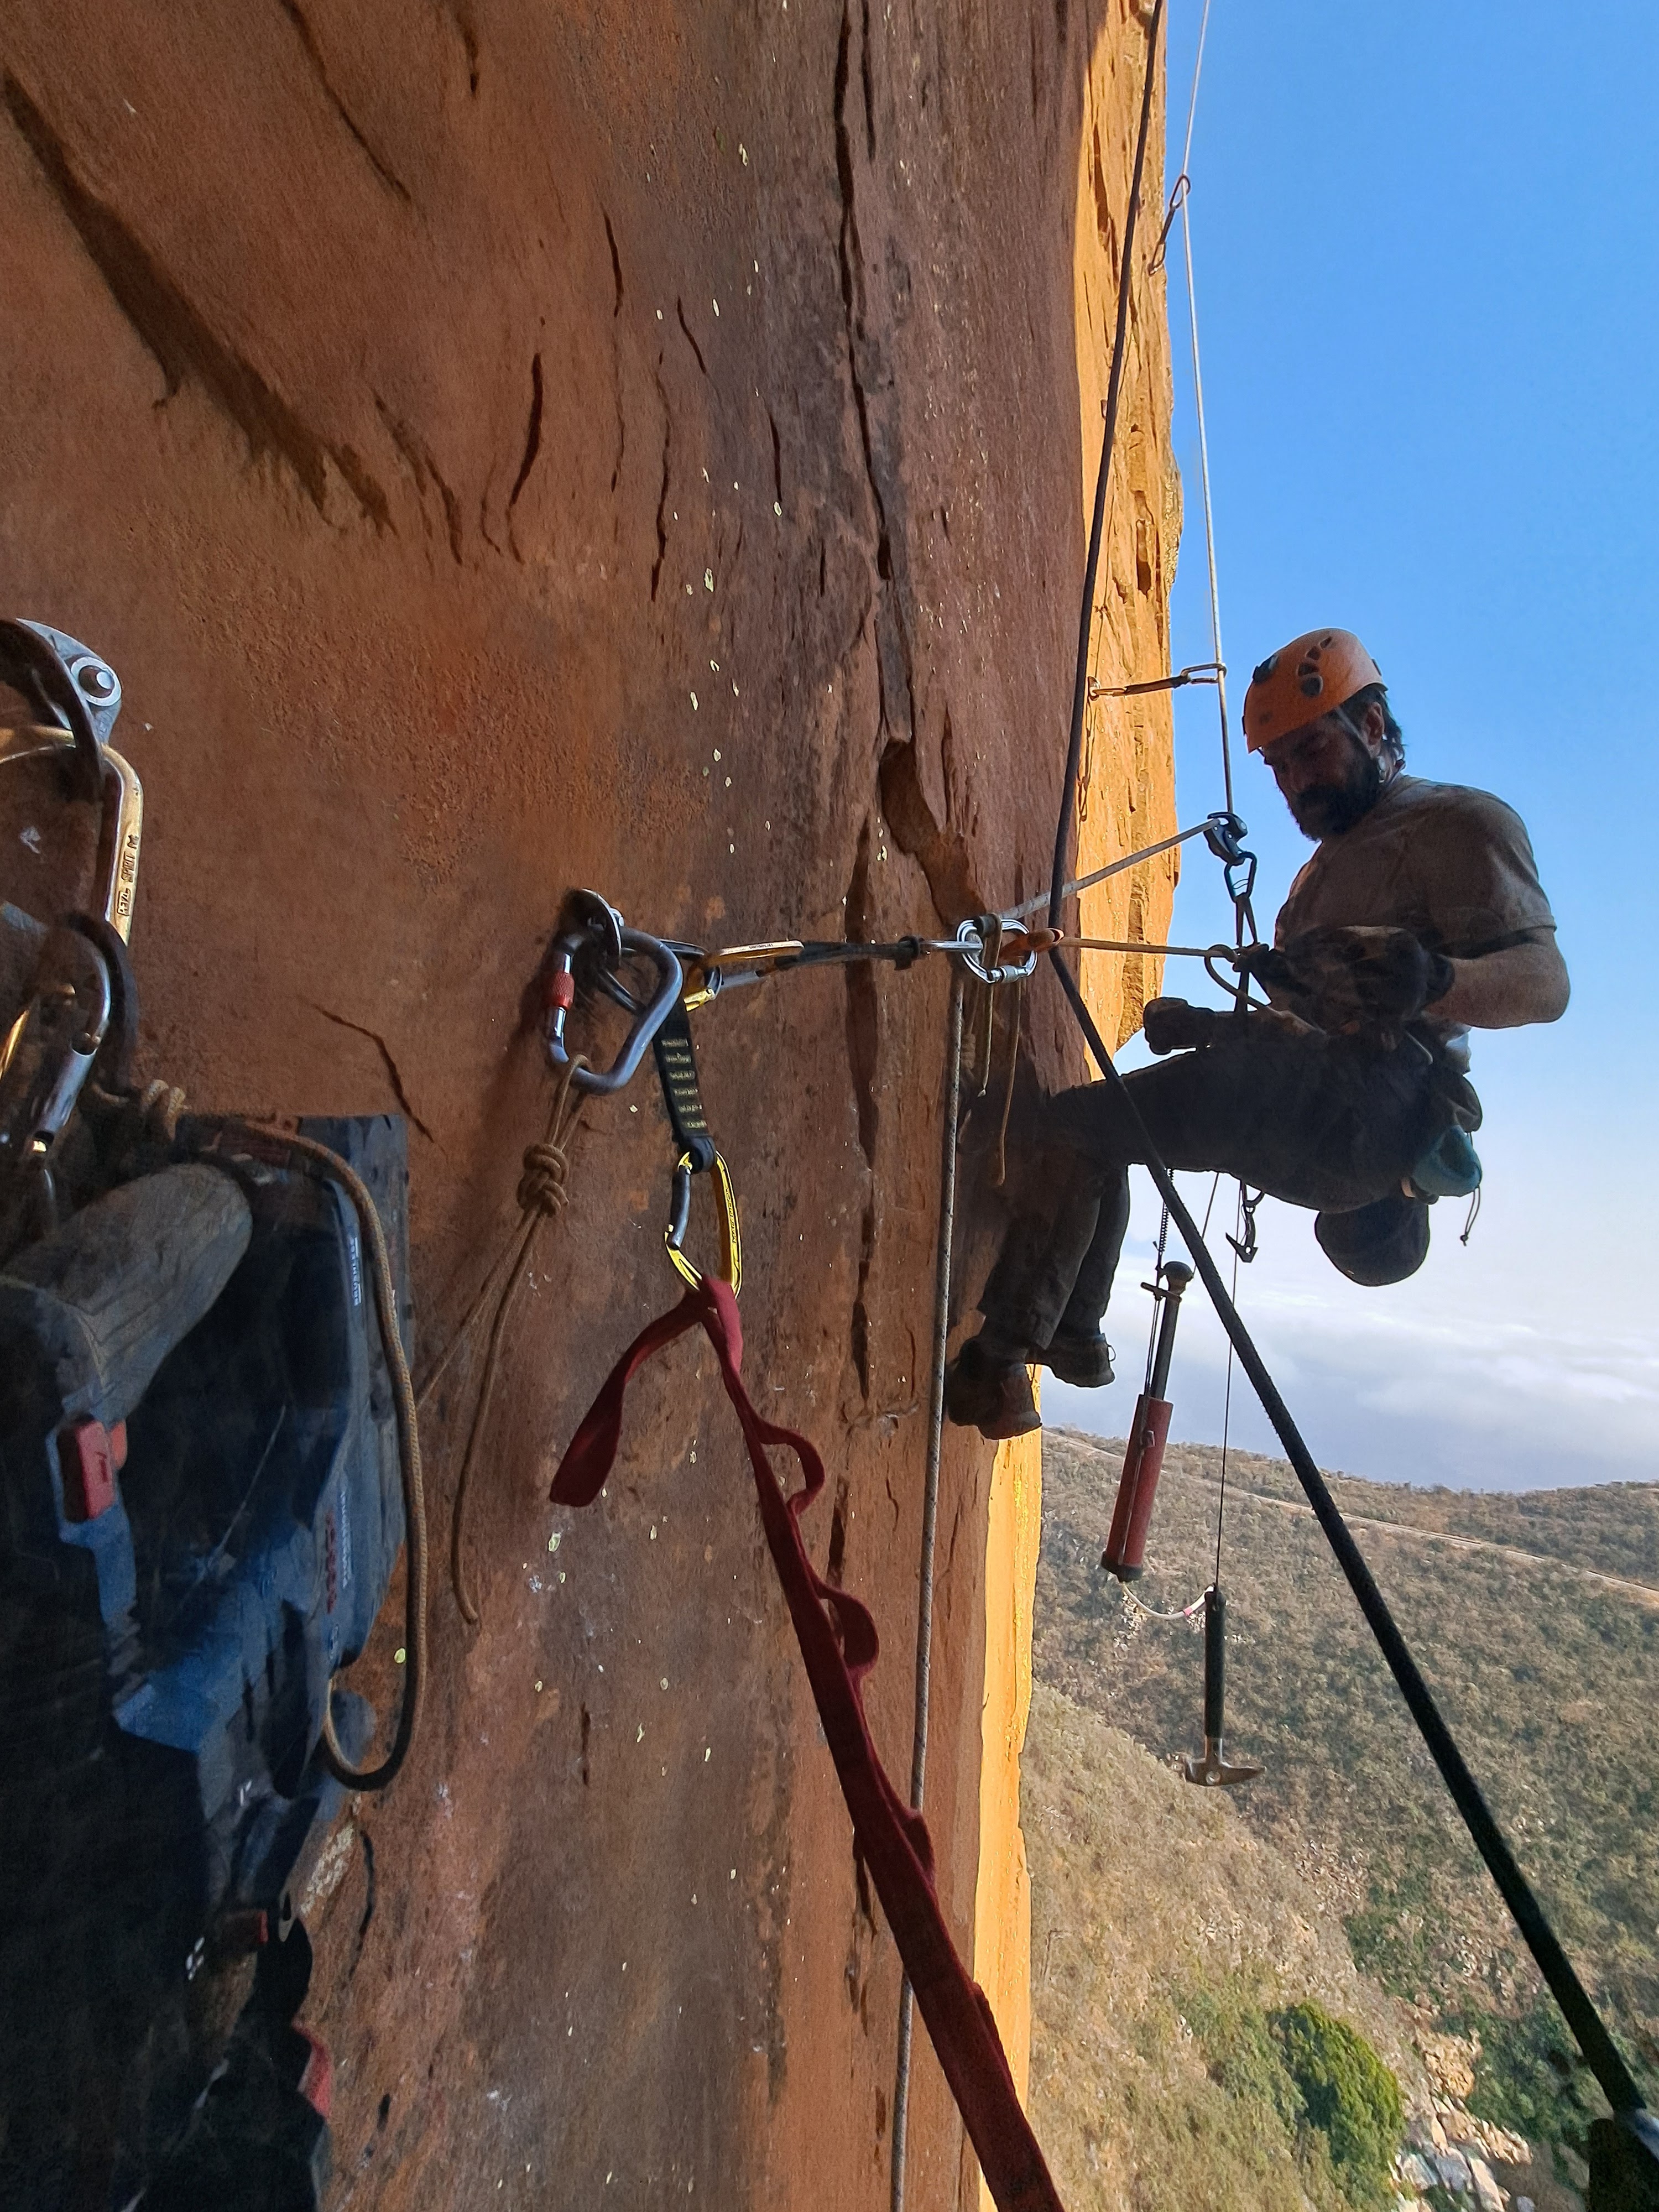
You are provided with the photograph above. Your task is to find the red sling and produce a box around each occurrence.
[550,1276,1063,2212]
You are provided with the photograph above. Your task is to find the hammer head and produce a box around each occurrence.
[1181,1736,1263,1789]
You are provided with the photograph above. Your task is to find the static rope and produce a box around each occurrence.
[1007,817,1228,925]
[1169,0,1232,817]
[892,966,967,2212]
[434,1056,587,1626]
[1050,0,1166,940]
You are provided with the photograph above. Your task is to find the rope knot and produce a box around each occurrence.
[518,1138,571,1217]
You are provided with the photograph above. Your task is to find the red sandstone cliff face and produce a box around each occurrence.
[0,4,1173,2204]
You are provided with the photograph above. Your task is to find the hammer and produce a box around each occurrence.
[1181,1584,1263,1788]
[1101,1258,1193,1580]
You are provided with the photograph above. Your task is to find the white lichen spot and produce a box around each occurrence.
[691,691,698,710]
[704,567,714,591]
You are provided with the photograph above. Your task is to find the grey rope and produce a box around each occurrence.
[890,964,966,2212]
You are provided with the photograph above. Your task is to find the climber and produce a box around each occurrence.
[946,628,1570,1441]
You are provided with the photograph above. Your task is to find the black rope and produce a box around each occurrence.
[1046,945,1646,2121]
[1049,0,1166,938]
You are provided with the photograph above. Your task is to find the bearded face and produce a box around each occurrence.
[1261,714,1389,841]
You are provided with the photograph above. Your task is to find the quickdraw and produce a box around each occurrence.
[653,1001,741,1291]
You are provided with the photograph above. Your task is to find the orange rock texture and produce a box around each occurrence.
[0,1,1175,2204]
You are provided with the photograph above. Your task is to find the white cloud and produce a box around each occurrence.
[1041,1114,1659,1491]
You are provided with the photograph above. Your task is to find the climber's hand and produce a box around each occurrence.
[1274,926,1455,1041]
[1141,997,1227,1055]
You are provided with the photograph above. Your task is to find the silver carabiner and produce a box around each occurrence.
[542,891,684,1095]
[951,914,1039,987]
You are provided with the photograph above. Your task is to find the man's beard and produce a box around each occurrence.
[1288,739,1386,841]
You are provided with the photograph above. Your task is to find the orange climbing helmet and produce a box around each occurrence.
[1242,628,1386,751]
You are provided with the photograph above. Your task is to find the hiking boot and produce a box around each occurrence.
[943,1338,1040,1441]
[1039,1328,1115,1389]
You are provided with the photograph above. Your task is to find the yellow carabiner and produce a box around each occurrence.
[664,1149,742,1293]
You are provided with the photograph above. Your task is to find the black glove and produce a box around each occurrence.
[1253,926,1454,1041]
[1141,997,1229,1055]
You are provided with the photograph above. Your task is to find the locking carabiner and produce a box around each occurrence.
[950,914,1040,987]
[542,890,684,1095]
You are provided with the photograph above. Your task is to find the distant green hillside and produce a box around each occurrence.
[1025,1679,1423,2211]
[1032,1429,1659,2188]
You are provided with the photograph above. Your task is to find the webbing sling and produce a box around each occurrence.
[550,1275,1064,2212]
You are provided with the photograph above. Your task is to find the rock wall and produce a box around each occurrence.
[0,2,1175,2205]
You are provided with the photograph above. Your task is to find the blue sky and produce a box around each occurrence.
[1052,1,1659,1489]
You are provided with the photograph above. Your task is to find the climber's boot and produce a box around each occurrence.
[943,1337,1040,1441]
[1038,1328,1115,1389]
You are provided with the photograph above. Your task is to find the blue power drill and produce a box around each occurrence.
[0,620,416,2209]
[0,1114,413,2210]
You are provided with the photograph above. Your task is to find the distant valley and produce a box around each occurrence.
[1026,1429,1659,2208]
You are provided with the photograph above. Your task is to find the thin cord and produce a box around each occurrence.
[1120,1581,1204,1625]
[1171,0,1233,820]
[1177,0,1213,176]
[444,1057,587,1626]
[1213,1186,1242,1585]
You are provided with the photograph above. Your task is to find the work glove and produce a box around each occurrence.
[1243,926,1454,1042]
[1141,997,1228,1055]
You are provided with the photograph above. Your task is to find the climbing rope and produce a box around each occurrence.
[421,1054,588,1626]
